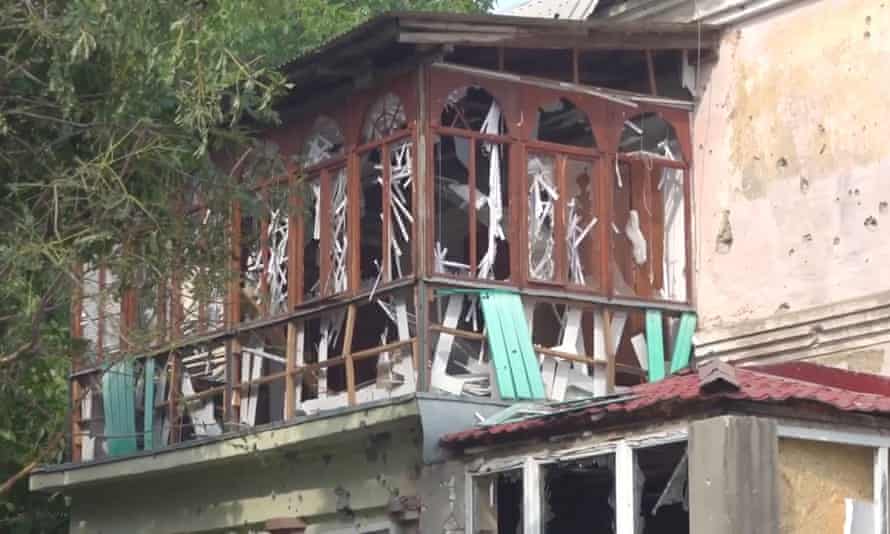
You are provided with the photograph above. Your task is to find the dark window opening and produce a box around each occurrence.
[474,470,522,534]
[543,455,616,534]
[534,98,596,148]
[638,442,689,534]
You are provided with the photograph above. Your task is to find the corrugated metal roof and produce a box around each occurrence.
[504,0,600,19]
[442,362,890,447]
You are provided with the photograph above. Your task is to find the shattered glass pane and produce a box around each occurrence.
[302,175,321,300]
[611,159,687,302]
[442,86,507,134]
[359,148,384,290]
[266,182,289,314]
[565,158,599,289]
[326,167,348,294]
[534,97,596,147]
[475,141,510,281]
[362,93,407,143]
[619,112,682,161]
[434,134,471,275]
[302,116,345,167]
[528,153,557,281]
[388,140,413,279]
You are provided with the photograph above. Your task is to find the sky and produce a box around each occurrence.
[493,0,526,13]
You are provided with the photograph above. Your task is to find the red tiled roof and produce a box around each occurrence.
[441,362,890,447]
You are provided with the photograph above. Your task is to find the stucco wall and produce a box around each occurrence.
[693,0,890,329]
[67,420,422,534]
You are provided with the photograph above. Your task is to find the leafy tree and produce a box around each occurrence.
[0,0,491,531]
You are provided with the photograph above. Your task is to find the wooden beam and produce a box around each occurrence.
[645,49,658,96]
[284,322,297,420]
[342,304,357,406]
[603,309,617,393]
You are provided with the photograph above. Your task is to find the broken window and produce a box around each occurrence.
[362,92,407,143]
[302,116,344,167]
[358,94,413,289]
[613,113,687,302]
[435,86,510,281]
[473,469,523,534]
[388,140,414,279]
[542,454,616,534]
[533,98,595,148]
[359,148,385,290]
[637,442,689,534]
[302,174,322,301]
[266,181,290,314]
[527,155,600,289]
[325,166,349,295]
[527,99,600,290]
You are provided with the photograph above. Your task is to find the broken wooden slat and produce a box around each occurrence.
[480,292,519,400]
[284,323,297,420]
[646,309,666,382]
[669,312,697,374]
[103,361,138,457]
[480,292,546,400]
[143,357,155,450]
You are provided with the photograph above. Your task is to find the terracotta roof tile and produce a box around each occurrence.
[442,362,890,447]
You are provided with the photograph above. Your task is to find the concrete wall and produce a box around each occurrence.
[67,419,422,534]
[692,0,890,369]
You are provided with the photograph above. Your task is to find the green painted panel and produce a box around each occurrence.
[480,293,518,400]
[670,313,697,374]
[102,360,137,456]
[500,293,546,400]
[492,294,533,399]
[143,357,155,451]
[646,310,666,382]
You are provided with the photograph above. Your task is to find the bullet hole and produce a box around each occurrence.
[820,144,826,155]
[833,237,840,245]
[777,302,791,312]
[855,188,861,196]
[777,157,788,168]
[818,123,826,134]
[865,216,879,230]
[880,201,888,214]
[800,177,809,193]
[802,233,812,242]
[716,209,733,254]
[865,31,871,38]
[789,248,796,256]
[867,15,872,23]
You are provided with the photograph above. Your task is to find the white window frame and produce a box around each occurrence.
[466,427,688,534]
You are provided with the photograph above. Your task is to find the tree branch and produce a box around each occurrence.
[0,431,64,496]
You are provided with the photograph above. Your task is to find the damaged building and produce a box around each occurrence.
[29,1,890,533]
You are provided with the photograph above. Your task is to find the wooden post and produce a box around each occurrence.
[645,50,658,96]
[572,48,580,84]
[343,304,358,406]
[603,309,616,394]
[284,322,297,420]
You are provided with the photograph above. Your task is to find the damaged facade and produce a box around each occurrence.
[29,2,890,533]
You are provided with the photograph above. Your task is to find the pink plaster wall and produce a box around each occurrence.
[692,0,890,328]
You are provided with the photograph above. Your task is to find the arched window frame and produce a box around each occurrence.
[353,90,415,288]
[430,81,514,282]
[610,108,691,303]
[523,92,605,290]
